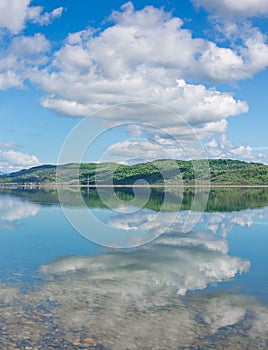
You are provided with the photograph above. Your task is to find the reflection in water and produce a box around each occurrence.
[2,186,268,211]
[1,280,267,349]
[33,216,263,349]
[0,230,265,350]
[0,194,39,229]
[202,206,268,237]
[0,188,268,348]
[98,205,268,248]
[40,230,249,296]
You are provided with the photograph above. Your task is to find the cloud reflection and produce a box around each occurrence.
[37,225,268,349]
[97,205,268,246]
[40,229,249,296]
[0,194,39,229]
[2,204,267,349]
[202,206,268,237]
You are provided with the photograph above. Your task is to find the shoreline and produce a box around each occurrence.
[1,183,268,189]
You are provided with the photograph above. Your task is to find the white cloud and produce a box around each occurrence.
[197,42,246,81]
[28,2,268,147]
[0,0,30,34]
[27,6,63,26]
[0,2,267,164]
[103,127,267,164]
[11,33,50,57]
[243,28,268,74]
[0,1,58,88]
[192,1,268,78]
[0,148,41,173]
[0,0,63,34]
[205,134,267,163]
[0,33,50,90]
[217,23,268,78]
[193,0,268,18]
[0,141,21,149]
[0,70,23,90]
[31,2,268,105]
[1,2,265,147]
[106,140,182,162]
[37,79,247,130]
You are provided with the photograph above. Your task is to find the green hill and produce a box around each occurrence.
[0,159,267,186]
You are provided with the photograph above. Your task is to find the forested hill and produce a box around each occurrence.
[0,159,267,186]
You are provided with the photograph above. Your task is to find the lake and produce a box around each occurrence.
[0,187,268,349]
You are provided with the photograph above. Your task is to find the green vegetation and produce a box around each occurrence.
[0,164,57,184]
[1,187,268,212]
[0,159,267,185]
[208,159,268,185]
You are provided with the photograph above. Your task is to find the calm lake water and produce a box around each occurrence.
[0,187,268,349]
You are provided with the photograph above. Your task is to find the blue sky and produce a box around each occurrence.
[0,0,268,172]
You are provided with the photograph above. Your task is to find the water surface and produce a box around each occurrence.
[0,187,268,349]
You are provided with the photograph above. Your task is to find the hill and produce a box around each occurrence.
[0,159,267,186]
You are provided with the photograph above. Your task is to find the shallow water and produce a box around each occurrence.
[0,187,268,349]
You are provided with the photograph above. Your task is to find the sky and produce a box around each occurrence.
[0,0,268,173]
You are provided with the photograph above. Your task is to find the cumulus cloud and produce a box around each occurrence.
[0,1,61,89]
[29,2,254,136]
[10,33,50,57]
[0,147,41,173]
[19,1,265,157]
[106,140,182,162]
[103,127,268,164]
[0,0,30,34]
[193,0,268,18]
[0,71,22,90]
[192,1,268,78]
[243,28,268,75]
[27,6,63,26]
[38,80,247,137]
[0,33,50,90]
[205,134,267,163]
[0,2,267,164]
[0,2,265,148]
[105,128,266,163]
[0,0,63,34]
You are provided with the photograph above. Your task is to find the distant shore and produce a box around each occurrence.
[1,159,267,189]
[1,183,268,189]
